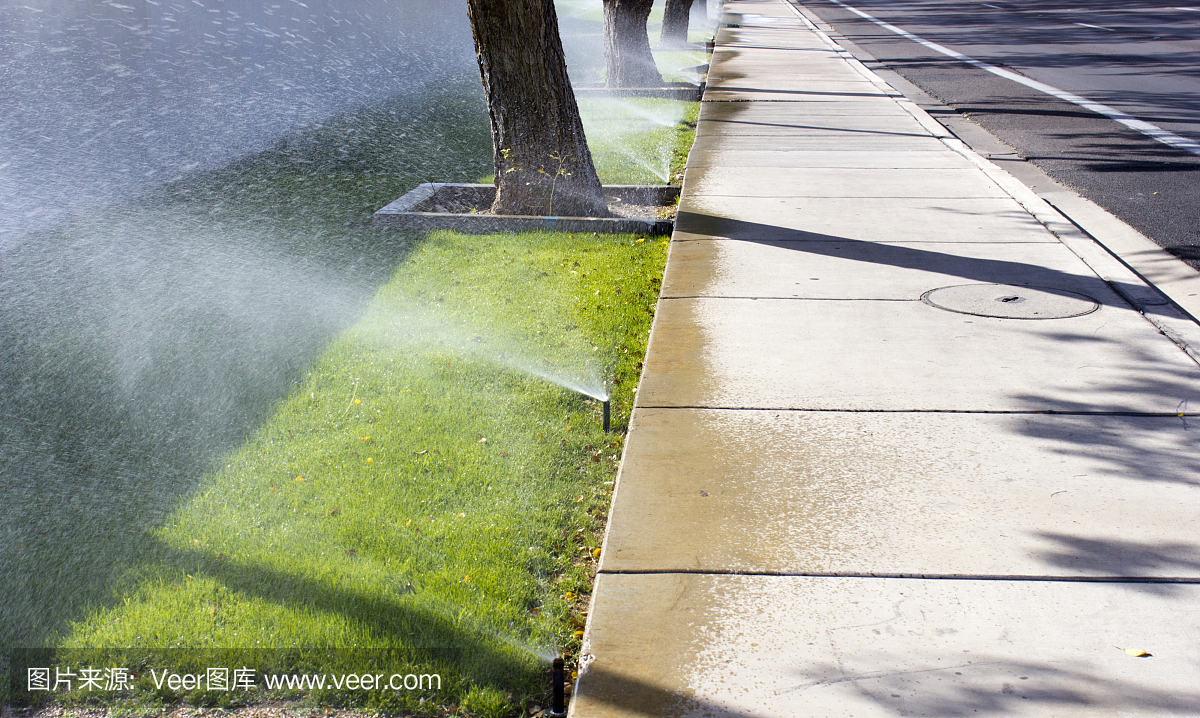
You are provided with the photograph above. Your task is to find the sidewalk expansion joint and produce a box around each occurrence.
[634,406,1200,417]
[660,295,915,301]
[597,568,1200,584]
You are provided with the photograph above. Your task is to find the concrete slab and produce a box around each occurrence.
[713,37,830,52]
[700,84,900,102]
[683,166,1010,199]
[574,574,1200,718]
[661,239,1115,300]
[689,129,944,151]
[694,114,933,138]
[674,198,1057,244]
[708,48,842,60]
[704,77,888,94]
[707,66,874,84]
[682,148,976,169]
[603,409,1200,576]
[636,297,1200,413]
[697,99,917,119]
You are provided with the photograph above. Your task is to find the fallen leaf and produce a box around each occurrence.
[330,508,339,516]
[1114,645,1152,657]
[414,449,428,455]
[592,548,601,560]
[295,475,305,482]
[478,437,488,443]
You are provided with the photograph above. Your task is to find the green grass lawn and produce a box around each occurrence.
[3,74,690,717]
[55,230,667,717]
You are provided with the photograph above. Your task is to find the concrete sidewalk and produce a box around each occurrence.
[572,0,1200,715]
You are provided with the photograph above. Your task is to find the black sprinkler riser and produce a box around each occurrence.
[551,656,566,718]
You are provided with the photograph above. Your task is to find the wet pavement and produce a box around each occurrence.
[572,0,1200,715]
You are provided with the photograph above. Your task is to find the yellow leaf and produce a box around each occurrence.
[592,548,602,560]
[572,630,584,639]
[1125,648,1152,657]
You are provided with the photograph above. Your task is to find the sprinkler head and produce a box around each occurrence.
[602,398,611,433]
[550,656,567,718]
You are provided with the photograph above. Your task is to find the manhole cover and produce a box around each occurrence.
[921,284,1100,319]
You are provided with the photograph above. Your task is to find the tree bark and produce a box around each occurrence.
[659,0,695,48]
[466,0,608,217]
[603,0,663,88]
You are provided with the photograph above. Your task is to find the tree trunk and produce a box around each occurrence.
[603,0,663,88]
[467,0,608,217]
[659,0,695,48]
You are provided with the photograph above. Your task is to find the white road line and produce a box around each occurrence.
[824,0,1200,156]
[1074,22,1115,31]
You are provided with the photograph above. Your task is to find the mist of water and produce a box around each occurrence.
[0,0,476,242]
[0,0,654,690]
[356,299,609,401]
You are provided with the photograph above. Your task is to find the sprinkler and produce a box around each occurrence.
[602,397,611,433]
[550,656,567,718]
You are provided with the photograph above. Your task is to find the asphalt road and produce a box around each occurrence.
[793,0,1200,269]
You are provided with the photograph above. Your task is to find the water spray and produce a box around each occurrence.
[550,656,567,718]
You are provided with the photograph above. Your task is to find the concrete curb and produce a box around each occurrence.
[372,183,678,235]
